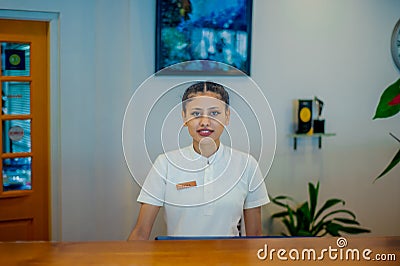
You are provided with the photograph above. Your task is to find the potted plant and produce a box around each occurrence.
[270,182,371,237]
[373,78,400,181]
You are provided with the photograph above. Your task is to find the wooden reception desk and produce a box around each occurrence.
[0,236,398,265]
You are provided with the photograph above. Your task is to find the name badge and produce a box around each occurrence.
[176,181,197,190]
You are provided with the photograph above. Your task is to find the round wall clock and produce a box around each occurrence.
[391,18,400,71]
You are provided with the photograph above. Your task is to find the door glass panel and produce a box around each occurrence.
[2,157,32,191]
[2,119,31,153]
[2,82,31,115]
[1,42,30,76]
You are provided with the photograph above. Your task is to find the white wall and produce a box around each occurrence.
[0,0,398,240]
[252,0,400,236]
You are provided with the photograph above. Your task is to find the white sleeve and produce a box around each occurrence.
[137,154,167,206]
[244,156,270,209]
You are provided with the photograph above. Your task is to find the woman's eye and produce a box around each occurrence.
[191,111,201,117]
[210,111,220,116]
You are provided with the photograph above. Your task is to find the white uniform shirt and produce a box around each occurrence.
[137,144,269,236]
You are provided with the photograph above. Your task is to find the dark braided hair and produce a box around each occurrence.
[182,81,230,113]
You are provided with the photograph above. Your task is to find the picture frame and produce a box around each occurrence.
[391,18,400,71]
[155,0,253,75]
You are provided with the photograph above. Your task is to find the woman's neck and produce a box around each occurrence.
[193,138,220,158]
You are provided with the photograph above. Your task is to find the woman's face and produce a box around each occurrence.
[182,92,230,147]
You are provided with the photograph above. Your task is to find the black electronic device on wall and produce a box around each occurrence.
[313,96,325,133]
[292,97,334,150]
[296,99,313,134]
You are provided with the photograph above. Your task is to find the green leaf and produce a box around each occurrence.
[374,148,400,181]
[272,195,292,201]
[271,195,294,208]
[283,218,296,236]
[314,199,345,221]
[373,78,400,119]
[311,220,329,236]
[333,217,360,225]
[325,223,370,236]
[325,222,343,236]
[297,202,311,231]
[271,211,290,219]
[312,220,338,236]
[308,182,319,221]
[339,226,371,234]
[318,209,356,222]
[287,207,295,229]
[313,209,356,233]
[297,229,313,237]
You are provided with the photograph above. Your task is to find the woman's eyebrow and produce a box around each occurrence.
[207,106,221,110]
[189,107,203,111]
[189,106,222,111]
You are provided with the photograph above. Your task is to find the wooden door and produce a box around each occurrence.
[0,19,50,241]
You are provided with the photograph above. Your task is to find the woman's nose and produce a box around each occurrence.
[199,115,210,126]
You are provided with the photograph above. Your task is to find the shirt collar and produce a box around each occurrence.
[186,143,225,165]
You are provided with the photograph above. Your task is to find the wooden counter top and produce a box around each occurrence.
[0,236,398,265]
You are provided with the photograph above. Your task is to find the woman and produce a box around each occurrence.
[128,81,269,240]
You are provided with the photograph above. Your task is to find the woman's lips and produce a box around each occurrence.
[197,129,214,137]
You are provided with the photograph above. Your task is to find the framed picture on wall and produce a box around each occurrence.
[155,0,253,75]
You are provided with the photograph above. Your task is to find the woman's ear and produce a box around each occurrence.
[182,110,187,127]
[225,107,230,125]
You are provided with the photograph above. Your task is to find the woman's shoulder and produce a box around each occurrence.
[227,146,258,164]
[154,146,194,164]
